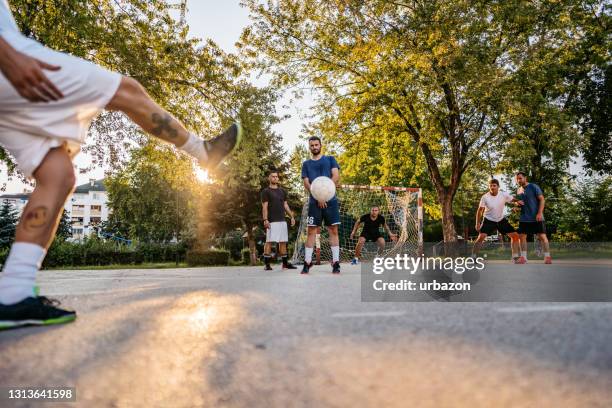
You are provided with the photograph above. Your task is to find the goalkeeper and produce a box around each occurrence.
[349,206,397,264]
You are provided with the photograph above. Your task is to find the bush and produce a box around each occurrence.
[186,249,230,266]
[40,237,190,268]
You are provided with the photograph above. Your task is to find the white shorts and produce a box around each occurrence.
[266,221,288,243]
[0,33,122,177]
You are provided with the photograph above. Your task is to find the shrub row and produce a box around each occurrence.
[186,250,230,266]
[39,240,190,268]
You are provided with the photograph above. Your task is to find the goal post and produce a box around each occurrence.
[291,185,424,264]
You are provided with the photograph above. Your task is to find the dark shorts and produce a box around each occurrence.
[307,199,341,227]
[518,221,546,235]
[480,218,516,235]
[360,233,383,242]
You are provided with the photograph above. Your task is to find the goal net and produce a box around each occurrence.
[291,185,423,264]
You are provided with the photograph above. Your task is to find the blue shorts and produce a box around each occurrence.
[307,198,340,227]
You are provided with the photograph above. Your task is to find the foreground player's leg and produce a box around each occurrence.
[471,233,487,257]
[376,237,385,256]
[279,242,296,269]
[538,233,552,264]
[302,226,317,274]
[508,232,521,263]
[0,147,76,330]
[518,234,528,263]
[315,229,321,265]
[106,77,242,169]
[263,242,273,271]
[352,237,365,264]
[329,225,340,274]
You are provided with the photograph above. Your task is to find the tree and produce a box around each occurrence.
[56,209,72,240]
[105,143,198,243]
[240,0,609,243]
[571,64,612,175]
[196,86,289,264]
[0,200,19,250]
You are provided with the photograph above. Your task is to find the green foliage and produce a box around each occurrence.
[55,209,72,241]
[0,200,19,250]
[105,143,198,242]
[571,65,612,175]
[185,249,230,266]
[552,177,612,241]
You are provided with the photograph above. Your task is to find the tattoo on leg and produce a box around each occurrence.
[151,113,178,139]
[23,206,49,231]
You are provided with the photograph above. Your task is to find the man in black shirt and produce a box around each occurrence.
[261,169,296,270]
[349,206,397,264]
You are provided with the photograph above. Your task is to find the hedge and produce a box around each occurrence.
[186,250,230,266]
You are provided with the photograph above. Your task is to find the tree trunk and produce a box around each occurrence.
[247,228,258,266]
[439,192,458,244]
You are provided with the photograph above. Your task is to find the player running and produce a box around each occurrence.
[261,169,297,270]
[515,172,552,264]
[300,137,341,274]
[471,179,522,262]
[0,0,241,330]
[349,206,397,264]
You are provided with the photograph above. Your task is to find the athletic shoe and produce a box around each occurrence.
[332,261,341,274]
[202,123,243,170]
[544,256,552,264]
[512,257,521,264]
[350,258,359,265]
[301,262,312,274]
[516,256,527,264]
[0,297,76,331]
[264,264,273,271]
[282,263,297,270]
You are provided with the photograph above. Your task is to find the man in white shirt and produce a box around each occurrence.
[0,0,241,330]
[472,179,522,262]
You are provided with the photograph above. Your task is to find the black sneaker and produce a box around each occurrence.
[332,261,341,274]
[301,262,312,274]
[283,263,297,270]
[202,123,243,170]
[0,297,76,330]
[264,264,273,271]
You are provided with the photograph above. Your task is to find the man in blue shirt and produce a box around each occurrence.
[300,136,341,274]
[515,172,552,264]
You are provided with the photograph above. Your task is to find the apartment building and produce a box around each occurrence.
[0,178,109,240]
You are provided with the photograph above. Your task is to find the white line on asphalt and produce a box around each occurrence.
[496,304,612,313]
[331,311,406,318]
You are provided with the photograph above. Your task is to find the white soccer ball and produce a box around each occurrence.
[310,176,336,202]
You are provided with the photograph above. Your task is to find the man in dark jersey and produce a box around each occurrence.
[261,169,296,270]
[349,206,397,264]
[300,136,341,274]
[515,172,552,264]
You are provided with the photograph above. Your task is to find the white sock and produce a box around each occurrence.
[544,252,550,257]
[521,251,527,259]
[305,247,313,264]
[331,246,340,263]
[178,133,208,163]
[0,242,46,305]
